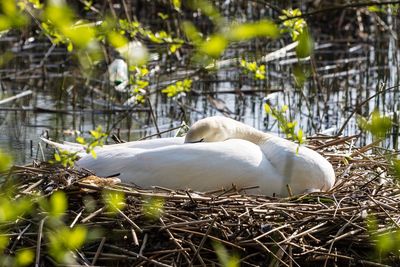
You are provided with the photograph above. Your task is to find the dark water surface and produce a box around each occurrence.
[0,4,399,165]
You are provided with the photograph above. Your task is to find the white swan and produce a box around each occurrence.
[42,117,335,196]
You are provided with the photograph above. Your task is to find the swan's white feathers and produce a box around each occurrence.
[42,116,336,196]
[260,137,335,194]
[76,139,284,194]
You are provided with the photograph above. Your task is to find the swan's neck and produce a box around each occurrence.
[231,124,273,145]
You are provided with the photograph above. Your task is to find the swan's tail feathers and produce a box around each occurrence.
[40,138,85,154]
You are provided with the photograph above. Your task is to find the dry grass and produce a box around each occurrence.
[2,135,400,266]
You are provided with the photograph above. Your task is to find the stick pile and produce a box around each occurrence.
[2,135,400,266]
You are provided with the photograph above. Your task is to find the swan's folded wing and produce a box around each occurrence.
[76,139,284,195]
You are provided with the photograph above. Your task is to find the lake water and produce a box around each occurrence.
[0,5,399,165]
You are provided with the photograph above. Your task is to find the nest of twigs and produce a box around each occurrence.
[2,135,400,266]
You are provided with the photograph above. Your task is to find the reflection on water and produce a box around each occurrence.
[1,16,399,165]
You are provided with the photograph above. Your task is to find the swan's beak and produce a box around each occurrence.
[188,138,204,144]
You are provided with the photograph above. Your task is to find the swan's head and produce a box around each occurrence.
[184,117,231,143]
[184,116,271,144]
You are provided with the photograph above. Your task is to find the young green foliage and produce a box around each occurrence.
[295,28,313,58]
[0,185,34,266]
[228,20,279,41]
[0,149,12,172]
[392,159,400,179]
[279,8,307,41]
[52,150,78,168]
[51,126,107,167]
[240,59,266,80]
[142,197,165,220]
[48,225,88,263]
[182,1,278,64]
[357,109,392,139]
[264,104,305,148]
[213,242,239,267]
[0,1,28,31]
[162,79,192,98]
[128,65,150,104]
[76,126,107,159]
[368,4,399,15]
[103,190,126,214]
[367,215,400,257]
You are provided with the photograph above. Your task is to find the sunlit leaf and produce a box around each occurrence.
[108,31,128,48]
[376,234,395,254]
[103,191,126,213]
[228,20,279,41]
[67,226,87,249]
[368,5,384,13]
[358,110,392,138]
[64,25,95,48]
[50,191,67,218]
[90,149,97,159]
[0,149,12,172]
[0,236,9,250]
[0,16,11,31]
[142,197,164,220]
[66,42,73,52]
[1,1,17,16]
[293,64,308,87]
[213,242,240,267]
[172,0,181,10]
[16,249,35,266]
[182,21,202,44]
[264,103,271,114]
[200,35,227,58]
[157,12,169,20]
[391,159,400,179]
[76,136,85,144]
[44,5,73,28]
[296,28,313,58]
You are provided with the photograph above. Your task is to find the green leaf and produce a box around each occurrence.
[67,42,73,52]
[297,129,304,142]
[142,197,164,220]
[213,242,239,267]
[172,0,181,10]
[392,159,400,179]
[67,226,87,249]
[200,35,227,58]
[1,1,17,16]
[157,12,169,20]
[228,20,279,41]
[108,31,128,48]
[54,152,61,162]
[0,149,12,172]
[76,136,85,144]
[50,191,67,217]
[296,28,313,58]
[0,236,9,251]
[103,191,126,213]
[182,21,202,45]
[16,249,34,266]
[90,149,97,159]
[264,103,271,114]
[64,25,96,48]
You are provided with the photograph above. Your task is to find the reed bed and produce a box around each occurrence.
[2,135,400,266]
